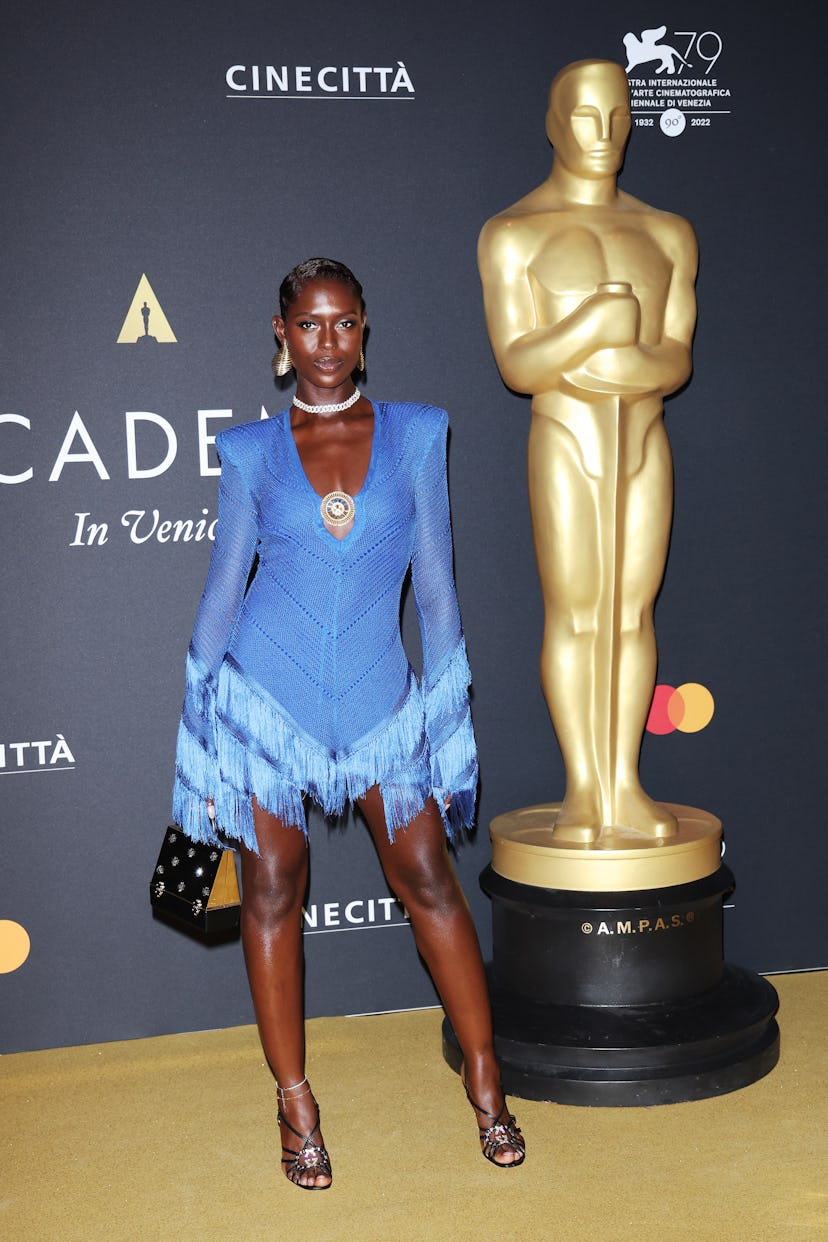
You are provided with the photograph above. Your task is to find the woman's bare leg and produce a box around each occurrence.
[239,798,331,1188]
[357,786,524,1165]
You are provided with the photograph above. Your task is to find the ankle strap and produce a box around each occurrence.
[277,1076,311,1102]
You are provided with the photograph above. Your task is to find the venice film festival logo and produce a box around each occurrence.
[622,25,731,137]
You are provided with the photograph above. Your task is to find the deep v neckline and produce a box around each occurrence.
[283,401,381,543]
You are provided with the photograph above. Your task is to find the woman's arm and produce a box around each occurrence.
[173,433,259,841]
[410,410,478,836]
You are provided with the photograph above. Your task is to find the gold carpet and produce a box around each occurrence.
[2,972,826,1242]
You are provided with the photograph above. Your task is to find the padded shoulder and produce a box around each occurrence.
[383,401,447,433]
[215,413,284,471]
[381,401,448,457]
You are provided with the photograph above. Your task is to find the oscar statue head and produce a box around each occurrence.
[545,60,631,180]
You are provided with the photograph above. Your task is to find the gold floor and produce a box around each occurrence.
[2,972,826,1242]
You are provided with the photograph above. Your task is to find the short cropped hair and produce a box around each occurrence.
[278,258,365,316]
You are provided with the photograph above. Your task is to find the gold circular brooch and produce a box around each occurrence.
[320,490,356,528]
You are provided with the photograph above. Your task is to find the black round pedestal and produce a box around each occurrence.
[442,864,779,1106]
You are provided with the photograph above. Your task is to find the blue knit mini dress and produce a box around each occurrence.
[172,401,477,852]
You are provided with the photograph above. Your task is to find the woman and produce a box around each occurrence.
[173,258,525,1189]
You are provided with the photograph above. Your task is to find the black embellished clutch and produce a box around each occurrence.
[150,825,240,934]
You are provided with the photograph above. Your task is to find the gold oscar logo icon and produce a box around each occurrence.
[117,274,177,345]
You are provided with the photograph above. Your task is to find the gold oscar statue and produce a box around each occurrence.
[479,59,720,889]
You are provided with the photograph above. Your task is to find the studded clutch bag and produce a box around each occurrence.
[150,825,241,934]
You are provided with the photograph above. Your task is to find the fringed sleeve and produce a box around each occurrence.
[172,433,259,843]
[411,409,478,837]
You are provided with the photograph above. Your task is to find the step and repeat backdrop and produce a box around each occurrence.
[2,0,825,1052]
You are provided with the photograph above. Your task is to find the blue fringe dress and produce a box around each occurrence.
[172,401,478,852]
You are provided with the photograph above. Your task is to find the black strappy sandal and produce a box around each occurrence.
[277,1077,333,1190]
[464,1079,526,1168]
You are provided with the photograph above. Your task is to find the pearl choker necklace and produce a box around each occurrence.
[293,387,361,415]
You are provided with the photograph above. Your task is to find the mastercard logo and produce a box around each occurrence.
[646,683,714,735]
[0,920,31,973]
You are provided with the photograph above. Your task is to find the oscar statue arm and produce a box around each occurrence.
[639,214,698,394]
[573,214,698,396]
[478,216,639,395]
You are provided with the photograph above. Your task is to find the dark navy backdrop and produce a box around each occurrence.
[2,0,825,1052]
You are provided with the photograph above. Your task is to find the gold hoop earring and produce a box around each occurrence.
[272,341,292,376]
[358,347,366,372]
